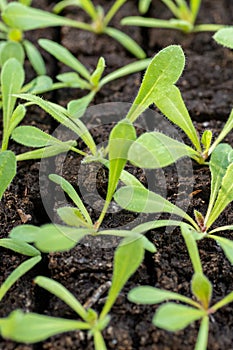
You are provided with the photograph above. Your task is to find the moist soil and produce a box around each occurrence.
[1,0,233,349]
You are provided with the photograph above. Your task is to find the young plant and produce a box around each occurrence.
[213,27,233,49]
[122,0,226,34]
[123,45,233,166]
[2,1,145,59]
[0,237,41,303]
[38,39,151,118]
[0,236,154,349]
[128,224,233,350]
[114,143,233,265]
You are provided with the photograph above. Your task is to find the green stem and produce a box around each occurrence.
[192,24,226,32]
[103,0,127,27]
[70,146,88,157]
[94,199,110,230]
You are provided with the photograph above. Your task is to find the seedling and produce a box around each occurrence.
[0,236,154,349]
[128,224,233,350]
[2,1,145,59]
[0,237,41,303]
[38,39,151,118]
[122,0,225,34]
[124,45,233,166]
[213,27,233,49]
[114,143,233,264]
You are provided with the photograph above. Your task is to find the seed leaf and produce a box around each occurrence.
[191,273,212,309]
[153,303,205,331]
[0,310,89,343]
[0,151,16,200]
[128,131,193,168]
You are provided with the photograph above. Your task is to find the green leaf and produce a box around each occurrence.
[94,331,107,350]
[90,57,105,86]
[2,2,91,31]
[211,291,233,313]
[1,58,24,150]
[39,39,90,80]
[0,238,40,256]
[0,151,16,199]
[7,105,26,137]
[0,310,90,343]
[0,255,41,302]
[68,92,95,118]
[132,219,190,234]
[114,186,197,227]
[153,303,205,331]
[49,174,92,225]
[53,0,80,14]
[100,237,145,318]
[181,224,203,274]
[57,206,90,228]
[56,72,90,89]
[0,41,25,66]
[23,40,46,75]
[121,17,193,32]
[139,0,151,14]
[104,27,146,59]
[213,27,233,49]
[191,273,212,309]
[209,235,233,265]
[34,276,87,320]
[12,126,63,147]
[26,75,53,94]
[106,119,136,203]
[30,224,91,252]
[9,224,41,243]
[126,45,185,122]
[206,162,233,229]
[205,144,232,225]
[201,130,212,151]
[128,131,193,168]
[128,286,199,307]
[194,316,209,350]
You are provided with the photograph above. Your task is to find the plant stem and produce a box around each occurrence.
[192,24,226,32]
[103,0,127,27]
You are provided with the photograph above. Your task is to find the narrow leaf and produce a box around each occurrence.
[57,206,90,228]
[23,40,46,75]
[0,238,40,256]
[12,126,62,148]
[94,331,107,350]
[90,57,105,86]
[194,316,209,350]
[181,224,203,274]
[0,151,16,199]
[191,273,212,309]
[209,235,233,265]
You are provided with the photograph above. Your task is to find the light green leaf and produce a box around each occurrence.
[0,310,90,343]
[1,58,25,150]
[94,331,107,350]
[57,206,90,228]
[0,255,41,302]
[49,174,92,225]
[104,27,146,59]
[53,0,80,14]
[126,45,185,123]
[23,40,46,75]
[2,2,91,31]
[128,286,199,307]
[139,0,151,14]
[213,27,233,49]
[209,109,233,154]
[35,276,87,320]
[9,224,41,243]
[201,130,212,151]
[190,0,202,23]
[128,131,194,168]
[181,224,203,274]
[56,72,90,89]
[100,237,145,318]
[206,162,233,229]
[194,316,209,350]
[191,273,212,309]
[90,57,105,86]
[211,291,233,313]
[0,238,40,256]
[107,119,136,203]
[121,17,193,32]
[209,235,233,265]
[114,186,197,228]
[68,92,95,118]
[205,144,232,225]
[39,39,90,80]
[7,105,26,137]
[132,219,190,234]
[153,303,205,331]
[0,41,24,66]
[26,75,53,94]
[0,151,16,199]
[12,126,62,147]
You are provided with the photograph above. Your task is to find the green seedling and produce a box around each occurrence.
[0,236,154,349]
[2,1,145,59]
[213,27,233,49]
[0,237,41,303]
[124,45,233,166]
[0,1,47,75]
[128,224,233,350]
[114,143,233,265]
[38,39,150,117]
[122,0,225,34]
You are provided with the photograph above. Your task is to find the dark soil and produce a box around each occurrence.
[1,0,233,349]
